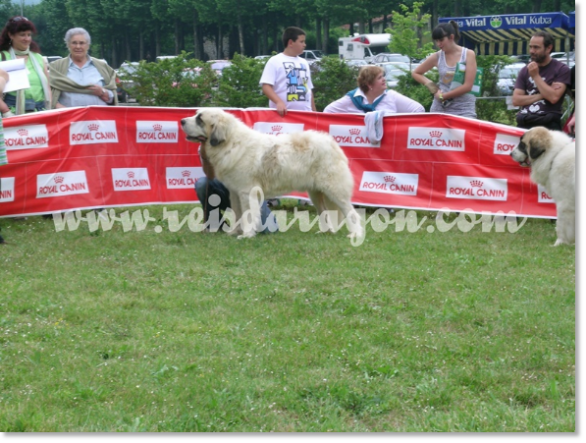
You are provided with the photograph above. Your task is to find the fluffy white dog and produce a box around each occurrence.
[181,108,363,239]
[510,127,575,246]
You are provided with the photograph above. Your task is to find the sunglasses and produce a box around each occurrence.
[10,16,29,22]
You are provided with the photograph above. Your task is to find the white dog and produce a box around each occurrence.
[181,108,363,239]
[510,127,575,246]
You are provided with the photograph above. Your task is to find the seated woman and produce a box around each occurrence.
[324,65,424,114]
[49,27,117,108]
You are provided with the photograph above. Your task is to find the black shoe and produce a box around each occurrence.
[0,234,5,244]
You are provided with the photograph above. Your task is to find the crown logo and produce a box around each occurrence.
[349,128,361,135]
[153,124,163,131]
[54,175,64,184]
[181,170,191,177]
[271,125,283,132]
[127,171,135,178]
[384,175,396,183]
[88,123,100,131]
[470,180,483,188]
[430,130,442,138]
[17,129,28,136]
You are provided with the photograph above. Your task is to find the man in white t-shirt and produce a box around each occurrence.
[259,26,317,116]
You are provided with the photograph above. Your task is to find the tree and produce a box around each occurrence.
[388,1,435,67]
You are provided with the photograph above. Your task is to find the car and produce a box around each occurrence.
[551,51,574,66]
[207,60,232,76]
[369,53,411,65]
[344,59,368,68]
[254,55,271,60]
[116,61,139,103]
[511,54,531,64]
[299,49,325,63]
[381,62,410,89]
[496,63,525,96]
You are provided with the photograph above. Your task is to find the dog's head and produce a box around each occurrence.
[510,126,550,167]
[181,108,230,147]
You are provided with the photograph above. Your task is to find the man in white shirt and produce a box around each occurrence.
[259,26,316,116]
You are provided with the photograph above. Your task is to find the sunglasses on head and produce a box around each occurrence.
[10,16,29,23]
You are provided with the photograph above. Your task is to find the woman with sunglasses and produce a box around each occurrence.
[0,16,51,116]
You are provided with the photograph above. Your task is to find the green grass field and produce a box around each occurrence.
[0,203,575,432]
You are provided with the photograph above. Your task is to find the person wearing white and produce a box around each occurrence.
[324,65,424,114]
[259,26,316,116]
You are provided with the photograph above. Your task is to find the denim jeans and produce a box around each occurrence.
[194,177,278,233]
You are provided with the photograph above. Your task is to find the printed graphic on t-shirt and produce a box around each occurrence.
[519,76,546,114]
[283,62,310,103]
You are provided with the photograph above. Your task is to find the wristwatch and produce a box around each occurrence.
[439,92,444,101]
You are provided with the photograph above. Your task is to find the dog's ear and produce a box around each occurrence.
[209,119,227,147]
[527,128,550,160]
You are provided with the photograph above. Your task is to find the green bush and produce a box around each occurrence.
[213,53,269,108]
[127,52,216,107]
[127,52,527,127]
[311,57,361,112]
[474,55,519,125]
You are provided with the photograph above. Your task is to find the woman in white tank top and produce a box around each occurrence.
[412,20,477,119]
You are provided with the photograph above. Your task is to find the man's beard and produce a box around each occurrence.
[531,52,547,63]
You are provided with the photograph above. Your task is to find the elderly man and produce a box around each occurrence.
[49,27,117,108]
[512,31,571,131]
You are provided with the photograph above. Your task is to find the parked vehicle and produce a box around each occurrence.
[338,33,391,60]
[551,51,575,66]
[299,50,325,63]
[496,63,525,96]
[116,61,139,103]
[344,59,368,68]
[371,53,411,65]
[207,60,232,76]
[381,62,411,89]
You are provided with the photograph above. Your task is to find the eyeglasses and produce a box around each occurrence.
[10,16,29,22]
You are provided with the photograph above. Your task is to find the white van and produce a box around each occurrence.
[338,34,391,61]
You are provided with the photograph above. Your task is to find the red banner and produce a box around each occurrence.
[0,106,554,218]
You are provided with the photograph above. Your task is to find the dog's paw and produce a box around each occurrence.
[237,232,257,240]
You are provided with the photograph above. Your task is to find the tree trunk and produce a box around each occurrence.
[368,18,373,33]
[358,21,366,34]
[237,11,245,55]
[261,17,268,54]
[532,0,543,12]
[315,17,322,50]
[155,24,161,57]
[432,0,439,28]
[218,25,223,59]
[454,0,461,16]
[125,29,131,62]
[322,16,329,53]
[192,11,202,60]
[174,19,180,54]
[139,31,144,61]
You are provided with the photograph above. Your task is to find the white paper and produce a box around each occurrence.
[0,58,31,93]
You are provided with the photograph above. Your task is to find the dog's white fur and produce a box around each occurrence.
[181,108,363,239]
[511,127,575,246]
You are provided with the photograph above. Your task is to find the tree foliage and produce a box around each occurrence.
[0,0,574,68]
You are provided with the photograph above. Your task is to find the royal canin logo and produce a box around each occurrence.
[430,130,442,138]
[271,125,283,132]
[153,124,163,131]
[349,128,361,135]
[54,176,64,184]
[181,170,191,177]
[127,171,135,178]
[384,175,396,183]
[88,123,100,131]
[17,129,28,136]
[470,180,483,188]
